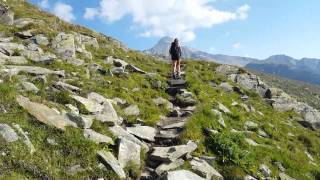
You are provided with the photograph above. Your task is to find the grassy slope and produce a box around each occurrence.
[0,0,318,179]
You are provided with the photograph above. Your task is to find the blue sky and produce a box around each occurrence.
[29,0,320,59]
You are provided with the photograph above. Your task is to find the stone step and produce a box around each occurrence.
[167,79,187,87]
[156,117,188,128]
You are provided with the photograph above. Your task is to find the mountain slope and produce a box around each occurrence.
[144,36,257,67]
[246,55,320,85]
[0,1,319,180]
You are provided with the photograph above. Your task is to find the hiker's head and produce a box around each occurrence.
[173,38,179,45]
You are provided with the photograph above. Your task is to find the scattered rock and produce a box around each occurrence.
[153,97,174,110]
[259,164,272,177]
[12,124,36,154]
[3,65,65,77]
[109,125,149,151]
[16,96,77,131]
[111,67,127,76]
[190,157,224,180]
[112,97,127,106]
[118,138,141,168]
[244,175,257,180]
[0,4,14,25]
[65,104,79,115]
[15,30,34,39]
[52,32,76,59]
[83,129,114,144]
[31,34,49,46]
[244,121,258,131]
[212,109,226,128]
[13,18,44,28]
[47,138,58,145]
[124,104,140,116]
[245,138,259,146]
[258,129,269,138]
[71,95,104,114]
[97,150,126,179]
[127,125,157,142]
[155,159,184,176]
[218,102,231,114]
[219,82,233,92]
[126,64,146,74]
[53,81,81,93]
[159,170,205,180]
[0,124,19,143]
[279,173,296,180]
[113,58,128,67]
[150,141,197,162]
[20,81,39,93]
[67,113,93,129]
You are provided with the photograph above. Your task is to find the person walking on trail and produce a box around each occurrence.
[169,38,182,79]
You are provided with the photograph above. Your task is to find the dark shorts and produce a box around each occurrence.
[171,56,180,61]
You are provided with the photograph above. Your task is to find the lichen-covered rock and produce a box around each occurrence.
[0,3,14,25]
[52,32,76,59]
[0,124,19,143]
[118,138,141,168]
[190,157,224,180]
[126,125,157,142]
[124,104,140,116]
[83,129,114,144]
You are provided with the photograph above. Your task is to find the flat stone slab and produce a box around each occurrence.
[156,129,180,139]
[167,79,187,87]
[4,65,65,77]
[71,95,104,114]
[150,141,197,162]
[127,125,157,142]
[83,129,114,144]
[155,159,184,176]
[118,138,141,168]
[160,170,205,180]
[162,121,186,130]
[97,150,126,179]
[190,157,224,180]
[16,96,77,131]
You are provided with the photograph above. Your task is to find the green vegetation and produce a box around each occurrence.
[0,0,319,179]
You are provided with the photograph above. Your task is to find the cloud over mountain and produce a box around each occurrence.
[84,0,250,42]
[53,2,76,22]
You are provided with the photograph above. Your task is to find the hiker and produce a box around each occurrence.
[169,38,182,79]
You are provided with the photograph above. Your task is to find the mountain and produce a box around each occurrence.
[0,1,319,179]
[246,55,320,85]
[144,36,257,67]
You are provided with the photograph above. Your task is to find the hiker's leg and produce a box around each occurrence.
[172,60,177,77]
[177,60,181,76]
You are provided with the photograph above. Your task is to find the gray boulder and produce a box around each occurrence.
[126,64,146,74]
[97,150,126,179]
[71,95,104,114]
[65,104,79,115]
[52,32,76,59]
[150,141,197,162]
[219,82,233,92]
[16,96,77,131]
[153,97,174,110]
[20,81,39,93]
[244,121,258,131]
[124,104,140,116]
[118,138,141,168]
[155,159,184,176]
[0,4,13,25]
[83,129,114,144]
[31,34,49,46]
[13,18,44,28]
[190,157,224,180]
[0,42,25,56]
[127,125,157,142]
[259,164,272,177]
[53,81,81,93]
[67,113,93,129]
[0,124,19,143]
[218,102,231,114]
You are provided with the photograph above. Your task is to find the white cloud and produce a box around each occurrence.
[53,2,76,22]
[232,42,242,49]
[208,46,217,53]
[39,0,49,9]
[85,0,250,42]
[84,8,99,20]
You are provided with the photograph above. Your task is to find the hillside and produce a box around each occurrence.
[0,1,319,180]
[249,69,320,110]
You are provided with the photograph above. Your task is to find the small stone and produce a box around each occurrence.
[218,102,231,114]
[259,164,272,177]
[0,124,19,143]
[258,129,269,138]
[20,82,39,93]
[124,104,140,116]
[65,104,79,115]
[212,109,226,128]
[244,121,258,131]
[47,138,58,145]
[83,129,114,144]
[245,138,259,146]
[279,173,296,180]
[219,82,233,92]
